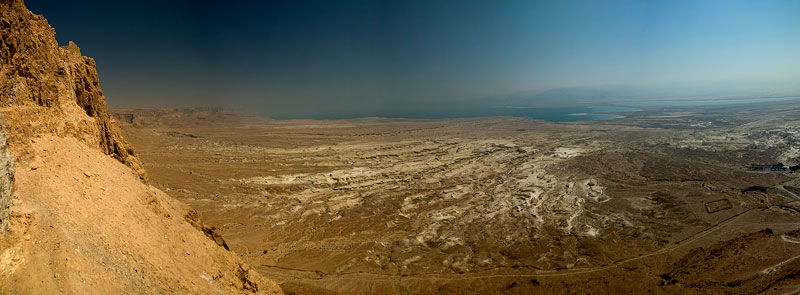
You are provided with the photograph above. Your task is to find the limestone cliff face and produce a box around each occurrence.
[0,0,146,180]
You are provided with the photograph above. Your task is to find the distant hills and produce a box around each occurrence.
[489,79,800,107]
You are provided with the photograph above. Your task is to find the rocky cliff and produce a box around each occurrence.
[0,1,282,294]
[0,0,145,181]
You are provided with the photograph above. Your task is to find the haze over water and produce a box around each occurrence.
[286,97,800,121]
[27,0,800,119]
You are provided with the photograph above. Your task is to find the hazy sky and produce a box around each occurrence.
[28,0,800,118]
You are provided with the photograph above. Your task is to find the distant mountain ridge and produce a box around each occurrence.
[112,107,262,127]
[490,79,800,107]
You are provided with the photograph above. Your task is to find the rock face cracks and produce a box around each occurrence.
[0,132,13,233]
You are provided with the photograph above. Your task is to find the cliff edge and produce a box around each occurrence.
[0,0,145,181]
[0,1,282,294]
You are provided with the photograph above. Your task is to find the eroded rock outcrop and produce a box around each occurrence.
[0,1,282,294]
[0,0,145,180]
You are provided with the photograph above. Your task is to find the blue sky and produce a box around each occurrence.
[27,0,800,118]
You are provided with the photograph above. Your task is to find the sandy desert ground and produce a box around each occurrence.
[115,101,800,294]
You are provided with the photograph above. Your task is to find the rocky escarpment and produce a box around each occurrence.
[0,0,145,180]
[0,1,282,294]
[113,107,262,128]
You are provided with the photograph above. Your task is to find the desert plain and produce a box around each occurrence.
[114,100,800,294]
